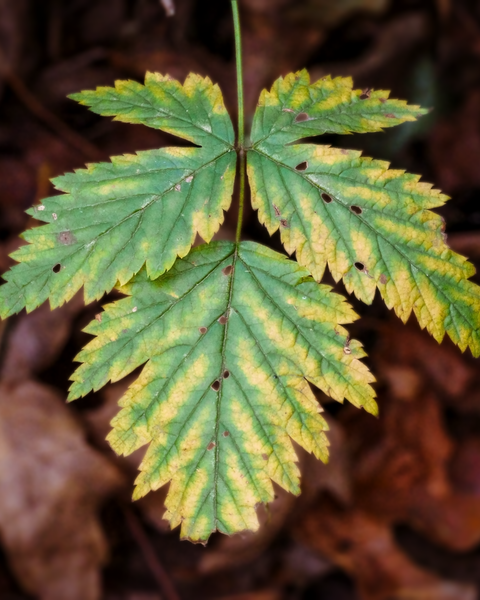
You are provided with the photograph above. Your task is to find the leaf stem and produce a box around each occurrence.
[231,0,245,243]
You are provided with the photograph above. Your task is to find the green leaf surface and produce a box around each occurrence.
[0,73,235,317]
[69,241,376,541]
[248,72,480,355]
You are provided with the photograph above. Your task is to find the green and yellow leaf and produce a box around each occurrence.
[248,71,480,355]
[0,73,235,317]
[69,242,376,541]
[250,70,426,146]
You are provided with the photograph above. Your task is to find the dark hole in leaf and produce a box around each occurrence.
[295,161,308,171]
[322,193,332,203]
[354,262,365,271]
[262,453,268,460]
[222,265,233,276]
[207,442,216,450]
[57,231,76,245]
[295,112,309,122]
[360,88,371,100]
[218,315,228,325]
[52,263,61,273]
[223,370,230,379]
[280,219,289,228]
[379,274,388,284]
[223,431,230,437]
[211,380,221,391]
[199,327,207,334]
[350,205,362,215]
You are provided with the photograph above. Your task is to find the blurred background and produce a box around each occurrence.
[1,0,480,598]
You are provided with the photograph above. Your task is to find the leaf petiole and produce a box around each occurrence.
[231,0,245,243]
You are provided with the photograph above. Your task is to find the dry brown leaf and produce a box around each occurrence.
[0,381,125,600]
[342,383,480,551]
[295,496,476,600]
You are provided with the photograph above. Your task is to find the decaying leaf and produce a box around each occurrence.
[295,496,477,600]
[0,381,124,600]
[69,241,375,541]
[248,70,480,355]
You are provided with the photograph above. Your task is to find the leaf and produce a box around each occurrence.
[69,241,376,541]
[248,70,480,355]
[0,73,236,317]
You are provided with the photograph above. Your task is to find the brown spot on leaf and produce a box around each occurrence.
[211,380,220,392]
[295,112,310,122]
[199,327,207,334]
[223,431,230,437]
[350,205,362,215]
[207,442,216,450]
[95,314,102,323]
[384,113,396,118]
[360,88,371,100]
[52,264,61,273]
[262,453,268,460]
[379,98,387,103]
[295,161,308,171]
[322,193,332,203]
[218,315,228,325]
[57,231,76,246]
[280,219,289,228]
[379,274,388,285]
[344,346,352,355]
[341,149,349,155]
[222,265,233,276]
[223,370,230,379]
[273,203,281,217]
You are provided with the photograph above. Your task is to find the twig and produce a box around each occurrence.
[122,505,181,600]
[160,0,175,17]
[0,48,104,161]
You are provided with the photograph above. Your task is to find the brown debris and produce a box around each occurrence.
[0,381,124,600]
